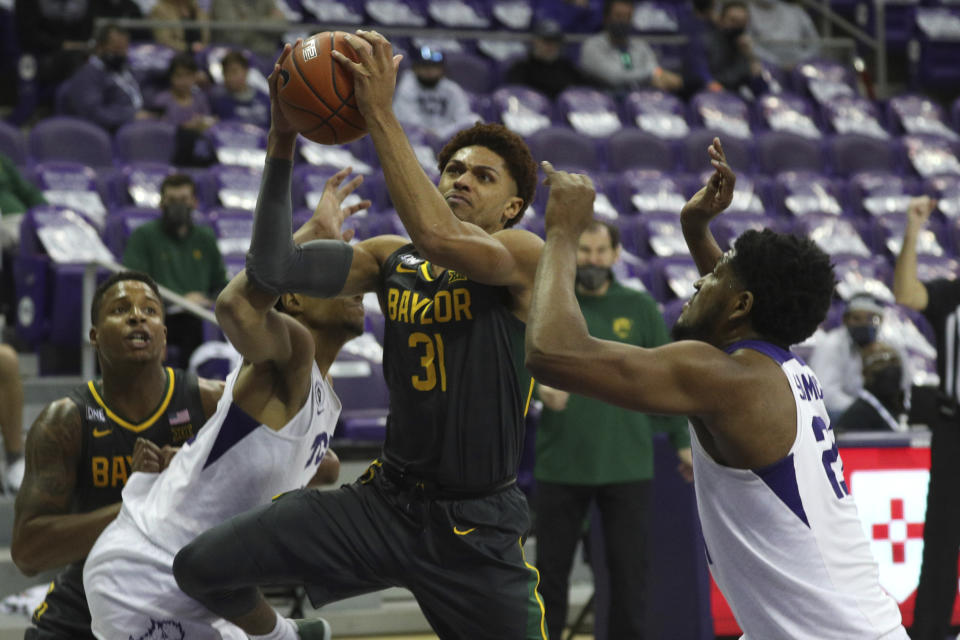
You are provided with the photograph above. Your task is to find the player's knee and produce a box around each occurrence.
[173,539,217,598]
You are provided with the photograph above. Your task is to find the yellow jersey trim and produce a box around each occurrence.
[519,538,549,640]
[88,367,176,433]
[523,378,535,418]
[419,262,435,282]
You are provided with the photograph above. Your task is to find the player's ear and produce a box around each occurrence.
[282,293,303,313]
[501,196,523,225]
[89,327,98,348]
[729,290,754,322]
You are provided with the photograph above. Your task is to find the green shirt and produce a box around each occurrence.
[534,279,690,485]
[122,219,228,297]
[0,153,45,216]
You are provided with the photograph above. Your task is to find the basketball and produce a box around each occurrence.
[277,31,368,145]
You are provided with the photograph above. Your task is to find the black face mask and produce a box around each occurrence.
[607,21,632,41]
[722,26,747,40]
[416,74,441,89]
[161,202,194,239]
[848,324,878,347]
[693,0,714,13]
[867,365,904,414]
[576,265,611,291]
[101,53,128,72]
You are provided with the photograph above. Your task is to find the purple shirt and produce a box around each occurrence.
[153,87,211,126]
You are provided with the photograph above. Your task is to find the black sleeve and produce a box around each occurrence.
[922,278,960,328]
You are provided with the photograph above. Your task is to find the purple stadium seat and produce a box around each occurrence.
[793,214,871,257]
[442,51,497,94]
[200,165,263,211]
[690,91,753,140]
[607,129,677,172]
[199,46,269,97]
[642,213,687,257]
[400,123,443,179]
[874,214,947,258]
[491,86,553,137]
[207,208,253,258]
[631,1,682,34]
[682,128,753,173]
[109,162,176,209]
[822,96,890,140]
[830,254,893,301]
[0,120,26,166]
[926,174,960,218]
[623,90,690,140]
[828,134,900,177]
[427,0,492,27]
[617,170,687,215]
[757,131,825,174]
[291,164,375,219]
[695,171,769,216]
[297,0,365,23]
[916,255,960,284]
[206,121,267,168]
[526,126,601,170]
[491,0,533,29]
[127,43,177,104]
[711,213,777,250]
[365,0,429,25]
[791,59,856,103]
[29,117,113,169]
[756,93,822,140]
[887,94,958,140]
[914,8,960,91]
[298,139,376,175]
[649,256,699,302]
[102,207,160,257]
[902,135,960,178]
[31,162,108,229]
[953,96,960,134]
[114,120,177,165]
[850,171,917,217]
[774,171,844,217]
[557,87,622,138]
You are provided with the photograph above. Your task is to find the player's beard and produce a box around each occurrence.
[671,303,723,343]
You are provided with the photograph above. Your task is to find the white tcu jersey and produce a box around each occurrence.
[691,340,907,640]
[123,361,340,554]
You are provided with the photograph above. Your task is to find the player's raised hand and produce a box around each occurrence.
[333,30,403,119]
[294,167,371,242]
[906,196,937,231]
[132,438,163,474]
[268,42,300,138]
[681,137,736,226]
[541,161,595,236]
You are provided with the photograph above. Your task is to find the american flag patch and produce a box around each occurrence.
[168,409,190,426]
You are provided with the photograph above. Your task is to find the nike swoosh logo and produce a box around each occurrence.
[396,264,418,273]
[92,428,113,438]
[453,526,476,536]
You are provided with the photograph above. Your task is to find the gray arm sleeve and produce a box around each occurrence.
[244,157,354,298]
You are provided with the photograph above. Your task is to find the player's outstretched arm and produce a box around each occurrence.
[526,163,743,418]
[11,400,120,576]
[680,137,735,276]
[334,30,542,289]
[893,196,936,311]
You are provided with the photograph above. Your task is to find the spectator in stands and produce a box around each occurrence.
[210,0,285,58]
[14,0,95,93]
[151,0,211,53]
[61,25,151,132]
[534,220,692,640]
[809,292,901,418]
[97,0,150,42]
[122,174,227,367]
[579,0,684,94]
[505,19,590,99]
[393,46,476,140]
[152,53,215,166]
[834,343,906,432]
[705,1,767,96]
[0,151,46,255]
[681,0,725,96]
[747,0,820,69]
[893,195,960,640]
[0,343,24,493]
[209,50,270,129]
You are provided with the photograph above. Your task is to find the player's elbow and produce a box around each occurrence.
[525,347,570,390]
[10,532,43,576]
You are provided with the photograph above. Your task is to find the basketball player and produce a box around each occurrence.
[524,140,909,639]
[172,38,548,639]
[11,271,223,639]
[80,167,365,640]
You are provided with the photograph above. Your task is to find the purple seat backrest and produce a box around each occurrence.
[29,117,113,169]
[557,87,622,137]
[365,0,429,26]
[691,91,752,139]
[607,129,676,172]
[683,128,753,172]
[32,161,97,191]
[644,213,686,257]
[427,0,492,27]
[207,121,267,150]
[527,126,601,170]
[696,170,767,215]
[443,52,496,94]
[205,165,263,210]
[794,214,870,256]
[793,59,854,97]
[777,170,843,216]
[657,256,699,299]
[926,174,960,219]
[758,131,824,174]
[120,162,176,208]
[299,0,365,23]
[824,96,890,140]
[127,43,176,79]
[620,169,686,214]
[19,205,99,256]
[625,89,684,117]
[492,85,553,136]
[625,90,690,140]
[103,207,159,257]
[830,134,898,177]
[114,121,177,165]
[631,1,680,33]
[877,214,945,256]
[757,92,822,140]
[491,0,533,29]
[852,171,914,217]
[903,135,960,179]
[916,255,960,282]
[0,120,26,166]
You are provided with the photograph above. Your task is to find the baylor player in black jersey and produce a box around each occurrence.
[173,39,548,639]
[12,271,224,639]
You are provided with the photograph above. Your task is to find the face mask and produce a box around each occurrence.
[607,21,632,41]
[722,26,746,39]
[102,53,128,72]
[161,202,194,239]
[848,324,878,347]
[576,265,611,291]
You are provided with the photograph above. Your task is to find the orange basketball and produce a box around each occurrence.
[277,32,367,145]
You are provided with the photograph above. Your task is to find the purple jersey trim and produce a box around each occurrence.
[724,339,795,365]
[203,402,260,470]
[753,452,811,528]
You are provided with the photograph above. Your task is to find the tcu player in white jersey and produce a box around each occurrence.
[525,139,909,639]
[82,166,370,640]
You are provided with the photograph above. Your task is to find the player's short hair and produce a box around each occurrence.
[437,122,538,227]
[730,229,835,347]
[584,219,620,249]
[91,271,163,325]
[167,52,199,80]
[221,50,250,71]
[160,173,196,198]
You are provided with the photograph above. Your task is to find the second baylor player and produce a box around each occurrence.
[11,271,222,640]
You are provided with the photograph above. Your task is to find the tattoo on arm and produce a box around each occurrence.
[14,399,81,525]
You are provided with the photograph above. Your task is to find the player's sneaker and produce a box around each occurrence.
[293,617,331,640]
[4,456,24,494]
